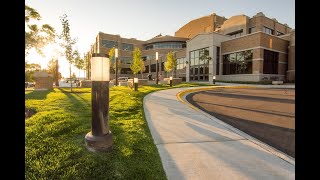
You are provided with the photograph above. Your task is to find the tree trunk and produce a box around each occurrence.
[70,64,73,92]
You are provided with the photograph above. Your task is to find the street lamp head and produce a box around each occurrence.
[213,76,216,80]
[91,54,110,81]
[170,76,173,80]
[156,52,158,60]
[115,48,118,58]
[134,77,139,83]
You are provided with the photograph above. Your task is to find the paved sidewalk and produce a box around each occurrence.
[143,87,295,180]
[191,81,295,89]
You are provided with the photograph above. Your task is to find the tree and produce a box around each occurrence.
[25,5,55,56]
[199,49,212,74]
[46,58,61,86]
[140,60,146,79]
[85,52,91,79]
[165,51,177,77]
[74,51,84,78]
[59,14,77,92]
[199,49,211,63]
[25,63,41,82]
[130,47,142,76]
[108,47,115,74]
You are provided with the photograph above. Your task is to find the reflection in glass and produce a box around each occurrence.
[223,50,253,75]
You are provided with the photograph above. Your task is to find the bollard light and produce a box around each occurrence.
[134,77,139,91]
[213,75,216,85]
[169,76,173,87]
[85,53,113,152]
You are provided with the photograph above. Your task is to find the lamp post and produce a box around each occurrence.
[156,52,159,84]
[85,53,113,152]
[170,76,173,87]
[115,48,118,86]
[134,77,138,91]
[213,75,216,85]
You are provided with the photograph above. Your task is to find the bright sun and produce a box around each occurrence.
[26,44,84,78]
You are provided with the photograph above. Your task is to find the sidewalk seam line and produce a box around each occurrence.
[155,138,247,145]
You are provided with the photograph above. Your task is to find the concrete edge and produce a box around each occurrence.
[176,86,295,166]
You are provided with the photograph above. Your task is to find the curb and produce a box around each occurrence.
[176,86,295,166]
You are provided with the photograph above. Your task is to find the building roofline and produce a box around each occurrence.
[222,31,290,43]
[186,32,230,42]
[175,13,218,32]
[250,13,292,29]
[98,32,145,42]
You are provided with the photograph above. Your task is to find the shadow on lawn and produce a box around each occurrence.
[59,86,167,179]
[25,89,54,100]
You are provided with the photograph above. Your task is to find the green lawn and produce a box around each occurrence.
[25,83,211,179]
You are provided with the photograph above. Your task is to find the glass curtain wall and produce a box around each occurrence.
[189,47,210,81]
[223,50,253,75]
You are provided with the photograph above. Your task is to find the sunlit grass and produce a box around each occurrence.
[25,83,211,179]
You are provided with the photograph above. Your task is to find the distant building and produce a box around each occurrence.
[86,12,295,82]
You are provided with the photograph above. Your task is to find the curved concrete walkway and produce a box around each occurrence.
[143,86,294,180]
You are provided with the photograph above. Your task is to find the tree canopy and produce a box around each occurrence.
[164,51,177,77]
[25,62,41,82]
[199,49,211,63]
[59,13,78,91]
[130,47,143,75]
[25,4,55,56]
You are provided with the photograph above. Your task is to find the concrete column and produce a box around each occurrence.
[219,53,223,75]
[186,52,190,82]
[287,30,295,82]
[208,46,215,81]
[252,48,264,74]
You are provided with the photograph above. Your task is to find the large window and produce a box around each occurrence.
[223,50,253,75]
[227,29,243,38]
[121,68,132,74]
[150,64,156,72]
[121,43,133,51]
[161,62,165,71]
[144,42,186,50]
[177,57,186,70]
[263,26,274,35]
[189,47,210,81]
[102,40,118,48]
[146,55,155,60]
[120,57,132,64]
[263,50,278,74]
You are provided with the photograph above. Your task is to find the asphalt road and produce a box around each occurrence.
[186,88,295,157]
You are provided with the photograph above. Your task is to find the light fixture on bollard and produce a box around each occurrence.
[169,76,173,87]
[85,53,113,152]
[213,75,216,85]
[134,78,138,91]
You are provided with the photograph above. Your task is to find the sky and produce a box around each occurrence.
[25,0,295,78]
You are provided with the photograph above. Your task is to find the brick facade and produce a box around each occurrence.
[87,12,294,83]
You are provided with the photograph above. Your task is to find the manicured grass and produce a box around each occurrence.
[25,83,211,179]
